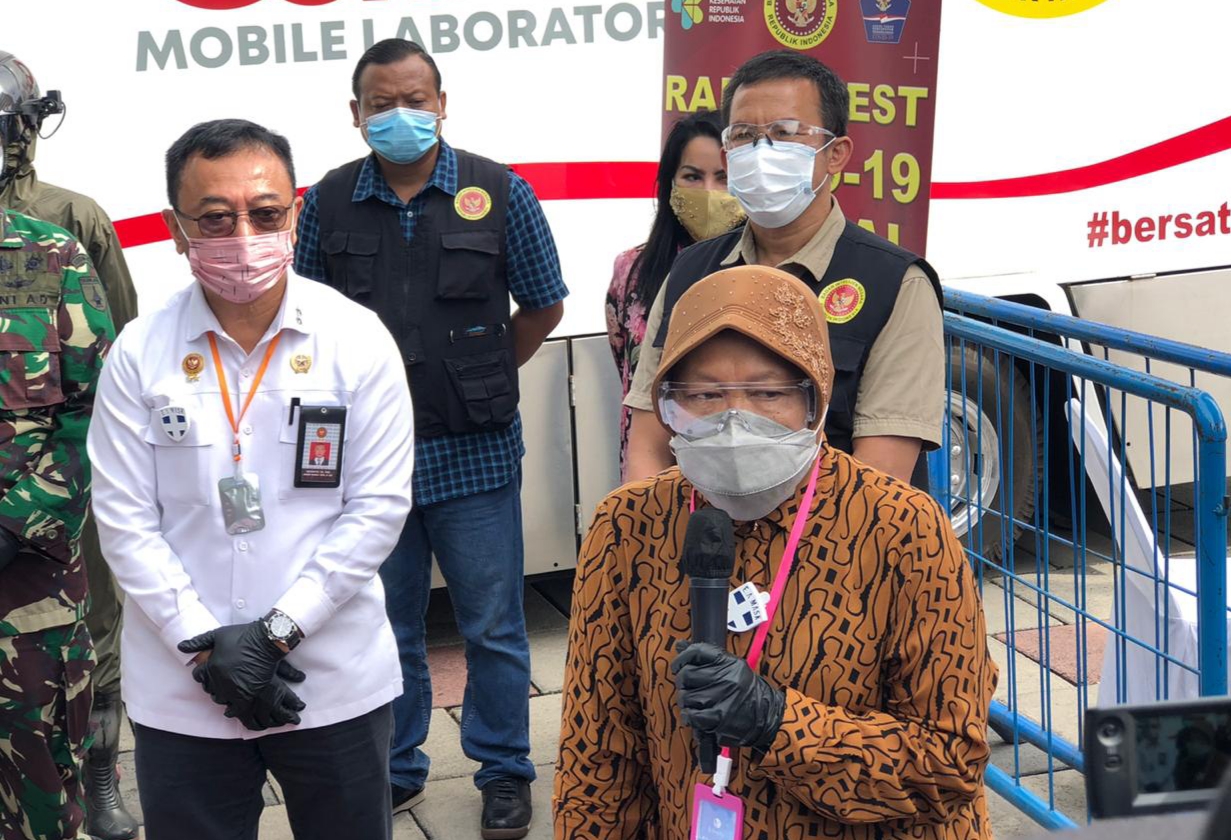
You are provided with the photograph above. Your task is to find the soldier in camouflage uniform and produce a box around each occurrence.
[0,208,115,839]
[0,52,138,840]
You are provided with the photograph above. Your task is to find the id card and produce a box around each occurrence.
[219,473,266,535]
[690,783,743,840]
[294,405,347,488]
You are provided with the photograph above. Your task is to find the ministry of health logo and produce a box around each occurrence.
[671,0,704,29]
[764,0,838,50]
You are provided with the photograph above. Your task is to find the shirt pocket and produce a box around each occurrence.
[0,314,64,409]
[437,230,500,301]
[143,408,215,507]
[322,231,380,301]
[278,402,348,502]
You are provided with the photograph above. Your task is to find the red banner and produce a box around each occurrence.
[663,0,942,255]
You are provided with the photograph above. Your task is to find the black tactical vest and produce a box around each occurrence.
[654,221,943,490]
[314,150,516,439]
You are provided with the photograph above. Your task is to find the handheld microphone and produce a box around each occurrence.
[679,507,736,774]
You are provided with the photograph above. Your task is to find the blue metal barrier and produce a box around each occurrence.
[944,289,1231,379]
[936,309,1229,831]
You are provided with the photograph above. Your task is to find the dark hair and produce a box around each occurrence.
[165,119,295,207]
[722,50,849,138]
[628,110,724,311]
[352,39,441,99]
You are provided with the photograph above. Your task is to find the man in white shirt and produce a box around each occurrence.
[87,119,414,840]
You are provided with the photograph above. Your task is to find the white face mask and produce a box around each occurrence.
[671,410,822,521]
[725,138,833,229]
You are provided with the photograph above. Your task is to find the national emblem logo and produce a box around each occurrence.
[455,187,493,221]
[819,278,867,324]
[764,0,838,50]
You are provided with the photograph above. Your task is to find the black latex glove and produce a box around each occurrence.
[178,622,290,708]
[225,673,308,731]
[0,528,22,574]
[671,641,786,752]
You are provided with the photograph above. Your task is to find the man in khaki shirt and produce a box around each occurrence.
[625,50,943,486]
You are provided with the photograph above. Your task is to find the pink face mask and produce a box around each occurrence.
[177,217,295,304]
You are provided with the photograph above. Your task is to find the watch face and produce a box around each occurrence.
[268,613,294,639]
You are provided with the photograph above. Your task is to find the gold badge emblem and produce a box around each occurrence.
[291,354,312,375]
[182,352,204,382]
[764,0,838,51]
[454,187,493,221]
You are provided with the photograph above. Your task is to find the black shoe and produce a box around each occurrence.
[391,784,425,815]
[480,776,531,840]
[84,694,139,840]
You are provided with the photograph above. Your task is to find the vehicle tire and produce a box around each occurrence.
[941,346,1041,561]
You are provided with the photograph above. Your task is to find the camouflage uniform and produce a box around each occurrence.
[2,133,138,698]
[0,208,114,840]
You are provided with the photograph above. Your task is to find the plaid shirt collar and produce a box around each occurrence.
[352,140,458,206]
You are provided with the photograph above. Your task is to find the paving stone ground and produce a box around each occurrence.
[110,569,1108,840]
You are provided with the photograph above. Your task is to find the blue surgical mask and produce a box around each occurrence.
[363,107,440,164]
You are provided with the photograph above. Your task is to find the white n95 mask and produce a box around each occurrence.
[671,409,821,522]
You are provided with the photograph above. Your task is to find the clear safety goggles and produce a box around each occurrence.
[657,379,818,435]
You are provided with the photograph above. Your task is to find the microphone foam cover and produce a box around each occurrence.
[680,508,736,580]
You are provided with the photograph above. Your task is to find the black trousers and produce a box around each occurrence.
[134,704,393,840]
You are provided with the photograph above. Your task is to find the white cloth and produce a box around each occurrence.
[1065,399,1224,706]
[87,274,413,739]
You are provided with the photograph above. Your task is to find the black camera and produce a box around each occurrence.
[1087,697,1231,819]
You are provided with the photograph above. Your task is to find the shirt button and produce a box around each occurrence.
[236,599,247,610]
[46,529,57,539]
[242,426,253,435]
[241,369,253,379]
[238,541,249,551]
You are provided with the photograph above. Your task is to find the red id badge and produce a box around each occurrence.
[690,783,743,840]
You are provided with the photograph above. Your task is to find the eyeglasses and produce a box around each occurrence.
[175,205,293,238]
[721,120,836,150]
[657,380,817,434]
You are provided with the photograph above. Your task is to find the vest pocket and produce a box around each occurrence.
[322,231,379,300]
[437,230,500,300]
[443,350,517,430]
[0,326,64,409]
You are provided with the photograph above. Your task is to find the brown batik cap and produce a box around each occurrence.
[652,265,834,429]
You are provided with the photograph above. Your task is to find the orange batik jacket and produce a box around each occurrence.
[553,446,998,840]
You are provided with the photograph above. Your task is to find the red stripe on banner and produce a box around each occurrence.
[930,116,1231,200]
[112,122,1230,248]
[114,165,657,248]
[510,161,659,201]
[114,213,173,249]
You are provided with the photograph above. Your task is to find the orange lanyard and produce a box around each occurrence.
[207,331,282,469]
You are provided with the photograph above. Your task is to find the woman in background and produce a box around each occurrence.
[605,110,744,477]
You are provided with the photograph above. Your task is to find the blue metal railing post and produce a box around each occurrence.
[1194,392,1229,696]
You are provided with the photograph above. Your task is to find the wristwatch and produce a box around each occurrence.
[261,609,303,650]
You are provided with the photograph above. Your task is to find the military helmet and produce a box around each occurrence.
[0,52,65,188]
[0,51,40,150]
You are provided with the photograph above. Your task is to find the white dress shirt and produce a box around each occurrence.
[87,273,413,739]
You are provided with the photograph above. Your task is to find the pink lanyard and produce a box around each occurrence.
[687,455,822,768]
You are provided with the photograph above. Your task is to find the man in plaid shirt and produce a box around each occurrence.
[295,39,566,840]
